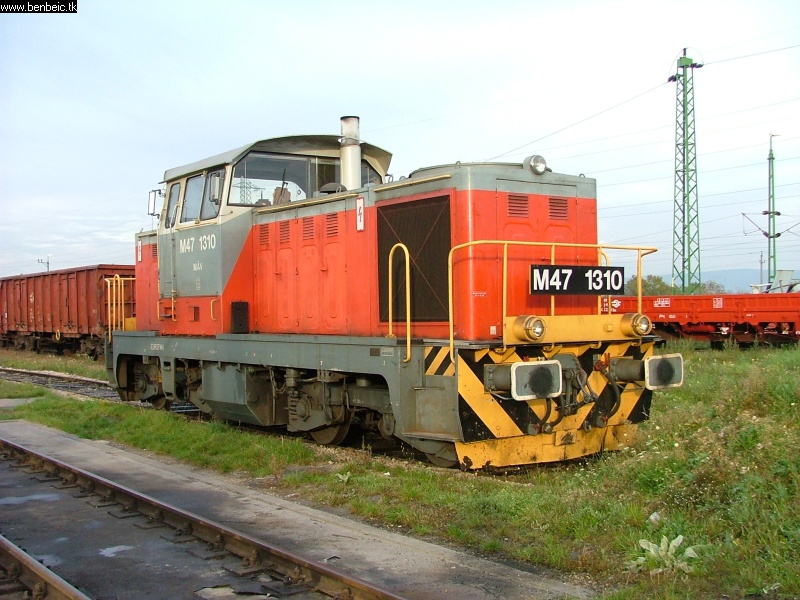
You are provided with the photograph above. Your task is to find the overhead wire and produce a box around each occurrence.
[473,42,800,252]
[704,43,800,65]
[482,42,800,164]
[483,82,668,161]
[501,101,800,165]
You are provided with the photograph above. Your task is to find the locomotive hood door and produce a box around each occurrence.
[158,167,250,300]
[158,212,253,299]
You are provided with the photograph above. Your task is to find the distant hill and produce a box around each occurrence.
[703,269,764,293]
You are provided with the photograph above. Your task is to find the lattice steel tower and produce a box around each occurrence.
[765,134,780,282]
[669,49,703,294]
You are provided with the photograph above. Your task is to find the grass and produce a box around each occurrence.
[1,343,798,599]
[0,348,107,380]
[0,393,318,476]
[0,379,48,399]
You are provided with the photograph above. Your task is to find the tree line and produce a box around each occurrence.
[624,275,727,296]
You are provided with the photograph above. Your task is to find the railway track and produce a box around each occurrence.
[0,367,120,401]
[0,438,406,599]
[0,367,199,414]
[0,532,91,600]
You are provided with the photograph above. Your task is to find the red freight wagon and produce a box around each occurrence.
[607,293,800,346]
[0,264,135,357]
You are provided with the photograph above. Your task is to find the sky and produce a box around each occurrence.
[1,0,799,290]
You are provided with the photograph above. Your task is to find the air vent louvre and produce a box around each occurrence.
[151,244,158,258]
[549,197,569,221]
[326,213,339,237]
[279,221,291,244]
[259,224,270,247]
[507,194,529,218]
[302,217,314,241]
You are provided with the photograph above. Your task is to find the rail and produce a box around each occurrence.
[447,240,658,360]
[0,534,91,600]
[386,243,412,363]
[0,438,407,600]
[105,275,135,341]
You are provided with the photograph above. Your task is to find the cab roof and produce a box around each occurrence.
[162,134,393,183]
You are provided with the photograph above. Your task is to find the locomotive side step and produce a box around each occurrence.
[401,431,459,441]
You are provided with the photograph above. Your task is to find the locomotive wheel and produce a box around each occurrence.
[150,395,172,411]
[425,453,458,468]
[424,444,459,468]
[309,421,351,445]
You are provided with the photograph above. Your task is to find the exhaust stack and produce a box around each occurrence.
[340,116,361,191]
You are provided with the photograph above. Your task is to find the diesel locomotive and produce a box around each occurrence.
[107,116,683,469]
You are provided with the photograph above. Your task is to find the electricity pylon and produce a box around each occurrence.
[669,49,703,294]
[764,134,780,282]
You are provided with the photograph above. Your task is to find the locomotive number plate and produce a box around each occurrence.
[529,265,624,295]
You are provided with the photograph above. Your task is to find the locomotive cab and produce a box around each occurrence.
[135,131,391,338]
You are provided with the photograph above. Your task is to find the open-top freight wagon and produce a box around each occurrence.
[0,264,135,358]
[608,291,800,347]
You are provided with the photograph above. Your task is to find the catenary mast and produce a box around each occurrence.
[669,49,703,294]
[765,134,779,283]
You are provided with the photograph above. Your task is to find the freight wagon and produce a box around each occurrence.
[607,290,800,347]
[0,264,135,358]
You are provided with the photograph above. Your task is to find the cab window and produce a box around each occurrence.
[164,182,180,228]
[200,168,224,220]
[362,163,382,186]
[314,159,338,191]
[180,175,204,222]
[313,160,381,189]
[228,151,383,207]
[229,154,309,206]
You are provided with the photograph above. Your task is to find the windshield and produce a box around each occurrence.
[229,154,309,206]
[228,152,381,206]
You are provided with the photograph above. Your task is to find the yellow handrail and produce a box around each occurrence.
[387,243,412,363]
[447,240,658,360]
[156,292,176,322]
[105,275,135,341]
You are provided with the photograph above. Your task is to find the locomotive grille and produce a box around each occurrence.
[378,194,450,322]
[326,213,339,237]
[507,194,529,218]
[302,217,314,240]
[151,244,158,258]
[259,224,270,247]
[549,197,569,220]
[279,221,290,244]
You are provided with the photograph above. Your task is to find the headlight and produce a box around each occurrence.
[620,313,653,337]
[528,155,547,175]
[635,315,653,335]
[512,315,546,342]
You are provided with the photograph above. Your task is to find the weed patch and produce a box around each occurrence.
[0,380,47,399]
[0,349,106,379]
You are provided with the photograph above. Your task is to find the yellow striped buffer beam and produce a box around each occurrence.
[424,340,682,470]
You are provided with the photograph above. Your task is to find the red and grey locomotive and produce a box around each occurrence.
[107,116,683,469]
